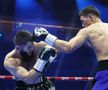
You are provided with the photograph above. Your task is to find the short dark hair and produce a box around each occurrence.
[79,6,100,17]
[14,30,34,45]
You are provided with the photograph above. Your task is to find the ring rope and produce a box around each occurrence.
[0,20,79,30]
[0,75,94,81]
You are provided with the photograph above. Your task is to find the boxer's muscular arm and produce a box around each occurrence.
[34,41,58,53]
[54,29,89,52]
[4,57,40,83]
[34,41,47,52]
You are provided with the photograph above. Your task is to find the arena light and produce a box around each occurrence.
[76,0,92,11]
[15,0,39,18]
[15,0,35,8]
[0,33,2,37]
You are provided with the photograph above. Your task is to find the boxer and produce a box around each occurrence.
[4,30,57,90]
[34,6,108,90]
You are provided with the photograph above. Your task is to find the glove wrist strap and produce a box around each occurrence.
[33,59,47,72]
[45,33,57,46]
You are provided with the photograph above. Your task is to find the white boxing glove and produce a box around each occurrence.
[34,27,57,46]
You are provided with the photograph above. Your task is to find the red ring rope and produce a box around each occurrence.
[0,75,94,81]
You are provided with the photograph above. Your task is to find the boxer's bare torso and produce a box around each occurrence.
[86,22,108,61]
[4,42,46,84]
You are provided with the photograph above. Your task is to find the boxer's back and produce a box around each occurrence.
[88,22,108,61]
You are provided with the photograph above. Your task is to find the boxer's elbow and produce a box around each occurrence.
[4,60,13,71]
[62,44,73,52]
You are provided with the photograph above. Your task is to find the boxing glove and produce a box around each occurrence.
[34,27,57,46]
[33,45,57,73]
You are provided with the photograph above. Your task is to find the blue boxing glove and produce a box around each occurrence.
[34,27,57,46]
[33,45,57,73]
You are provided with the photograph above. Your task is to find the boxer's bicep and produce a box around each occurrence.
[4,58,23,76]
[16,66,41,83]
[4,58,38,82]
[4,58,18,76]
[68,29,88,51]
[15,66,32,81]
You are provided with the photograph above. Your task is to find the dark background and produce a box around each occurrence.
[0,0,108,90]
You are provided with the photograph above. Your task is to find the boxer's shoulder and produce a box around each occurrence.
[4,50,21,67]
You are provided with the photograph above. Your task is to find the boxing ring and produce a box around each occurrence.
[0,75,94,81]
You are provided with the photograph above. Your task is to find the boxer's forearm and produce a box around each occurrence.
[54,39,72,52]
[4,62,41,84]
[22,69,41,83]
[54,38,79,53]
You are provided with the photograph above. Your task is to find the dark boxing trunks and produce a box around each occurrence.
[92,60,108,90]
[15,78,55,90]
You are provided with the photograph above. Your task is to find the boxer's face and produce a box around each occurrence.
[16,42,34,57]
[80,15,92,27]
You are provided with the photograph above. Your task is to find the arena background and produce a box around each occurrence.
[0,0,108,90]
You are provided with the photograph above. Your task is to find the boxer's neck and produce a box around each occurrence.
[92,17,102,24]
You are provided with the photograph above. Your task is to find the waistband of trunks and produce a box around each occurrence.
[16,76,47,87]
[96,60,108,72]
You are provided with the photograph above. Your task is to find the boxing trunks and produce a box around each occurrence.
[92,60,108,90]
[15,76,55,90]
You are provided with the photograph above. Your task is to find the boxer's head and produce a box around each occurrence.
[14,30,34,58]
[79,6,100,27]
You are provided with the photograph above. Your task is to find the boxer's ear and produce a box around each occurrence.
[88,15,93,21]
[15,45,21,51]
[88,15,91,19]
